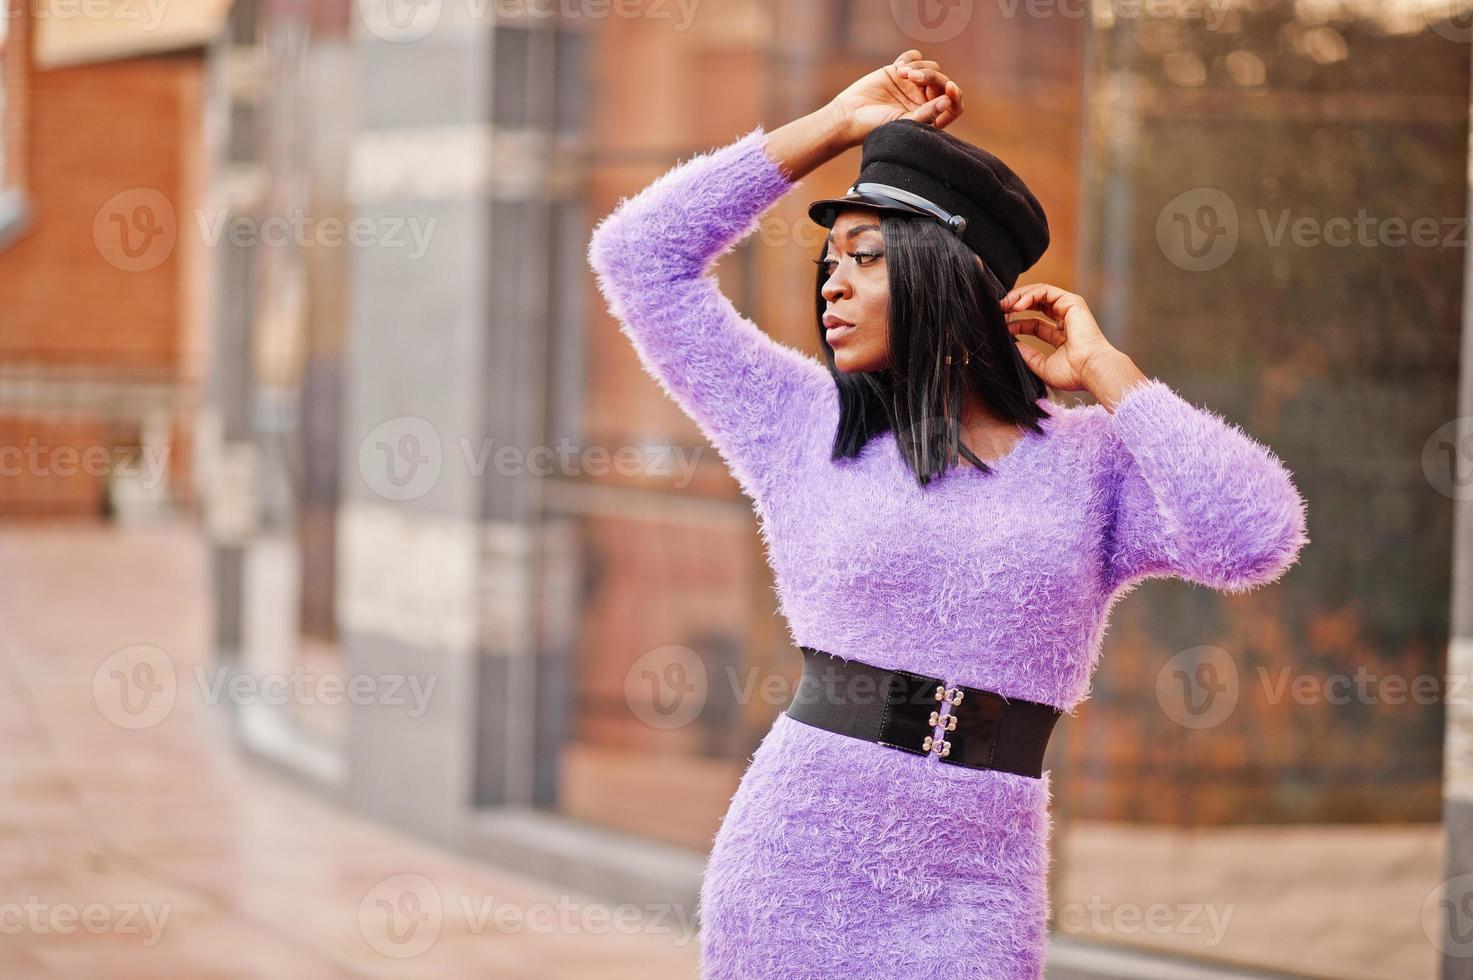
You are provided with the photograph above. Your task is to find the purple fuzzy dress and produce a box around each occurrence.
[586,125,1310,979]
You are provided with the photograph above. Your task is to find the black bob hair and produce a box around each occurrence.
[815,209,1052,488]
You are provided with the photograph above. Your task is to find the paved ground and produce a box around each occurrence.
[0,521,701,979]
[0,520,1443,979]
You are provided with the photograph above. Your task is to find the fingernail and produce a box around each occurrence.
[937,97,951,110]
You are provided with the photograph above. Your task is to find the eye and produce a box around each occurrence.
[812,250,883,276]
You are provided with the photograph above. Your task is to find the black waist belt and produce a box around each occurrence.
[784,646,1063,779]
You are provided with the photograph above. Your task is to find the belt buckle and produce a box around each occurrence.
[874,669,947,757]
[926,682,1004,769]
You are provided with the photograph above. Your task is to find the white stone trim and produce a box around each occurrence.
[336,502,537,655]
[1447,636,1473,803]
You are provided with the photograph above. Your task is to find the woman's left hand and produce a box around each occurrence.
[1000,283,1122,393]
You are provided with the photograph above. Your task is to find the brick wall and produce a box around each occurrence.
[0,31,206,518]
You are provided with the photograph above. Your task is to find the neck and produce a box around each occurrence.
[958,384,1000,434]
[957,384,1023,458]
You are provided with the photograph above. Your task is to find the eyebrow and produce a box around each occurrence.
[824,223,883,248]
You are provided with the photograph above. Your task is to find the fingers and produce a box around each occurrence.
[906,95,954,126]
[1003,283,1101,350]
[892,51,966,127]
[1006,310,1066,348]
[898,65,946,100]
[1002,283,1083,319]
[946,79,964,116]
[898,69,965,126]
[1013,339,1048,380]
[935,80,964,127]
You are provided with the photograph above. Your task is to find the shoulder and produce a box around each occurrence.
[1035,396,1120,485]
[1039,395,1111,448]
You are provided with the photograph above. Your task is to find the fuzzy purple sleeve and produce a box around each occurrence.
[1099,377,1310,596]
[585,125,833,504]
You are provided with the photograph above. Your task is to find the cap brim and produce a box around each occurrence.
[807,190,935,227]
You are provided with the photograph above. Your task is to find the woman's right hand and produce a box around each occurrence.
[829,49,966,146]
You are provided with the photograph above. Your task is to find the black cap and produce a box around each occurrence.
[807,119,1050,298]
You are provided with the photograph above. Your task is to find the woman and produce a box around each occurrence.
[587,49,1308,980]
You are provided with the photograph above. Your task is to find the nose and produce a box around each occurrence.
[821,266,849,304]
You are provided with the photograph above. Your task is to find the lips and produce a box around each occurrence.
[824,314,856,343]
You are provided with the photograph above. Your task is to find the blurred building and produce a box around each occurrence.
[0,0,236,518]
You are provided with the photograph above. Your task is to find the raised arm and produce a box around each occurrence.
[1097,375,1310,595]
[585,124,835,504]
[585,50,964,504]
[999,284,1310,596]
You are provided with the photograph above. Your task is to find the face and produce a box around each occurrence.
[819,207,891,373]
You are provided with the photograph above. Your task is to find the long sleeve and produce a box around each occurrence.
[1098,377,1310,596]
[585,124,834,505]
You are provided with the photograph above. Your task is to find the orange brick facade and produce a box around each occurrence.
[0,15,206,518]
